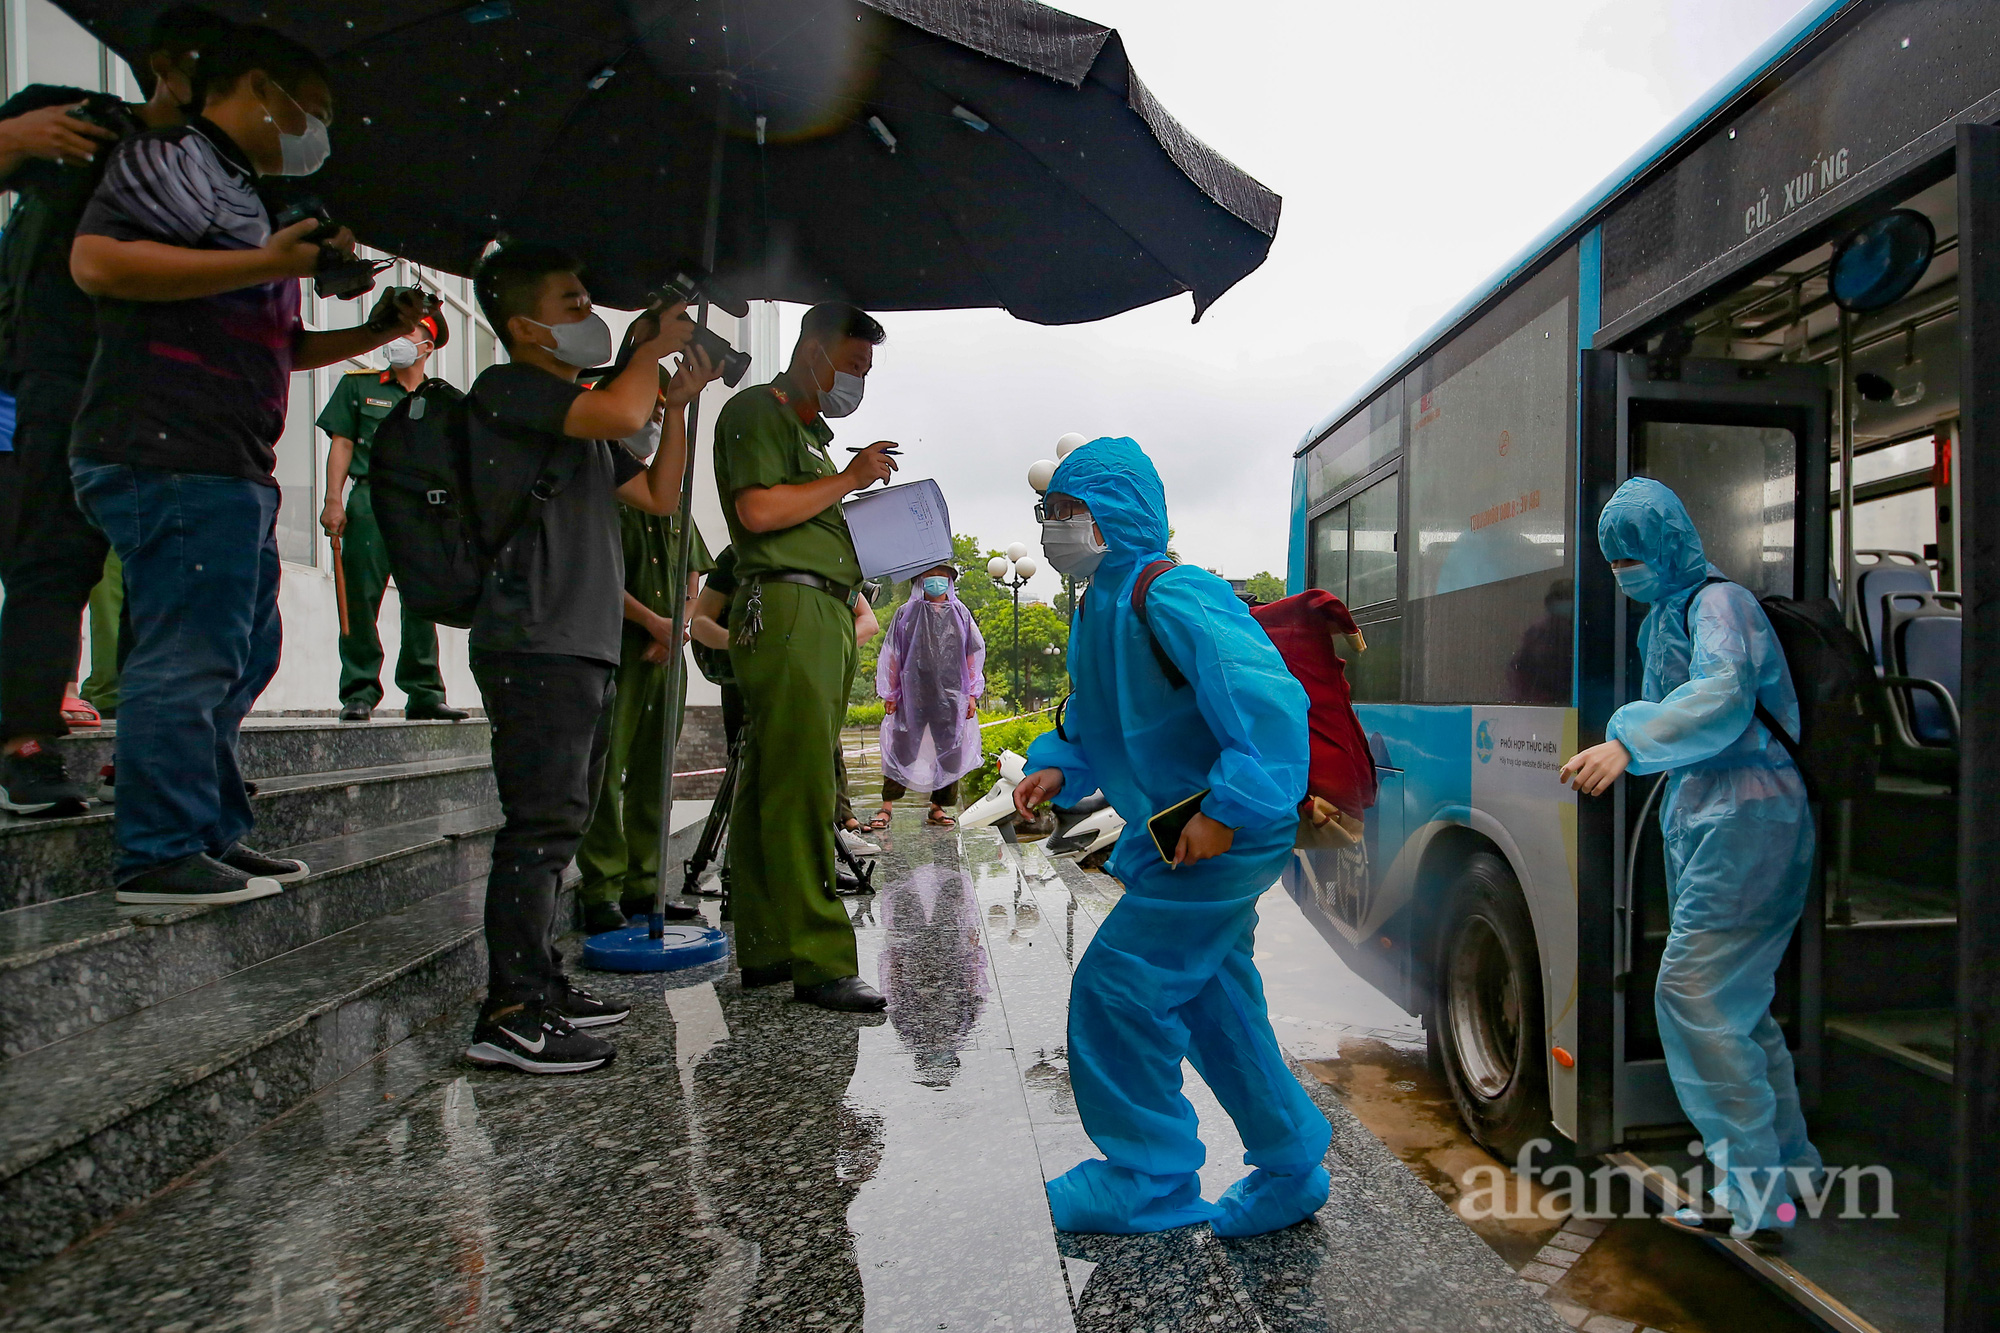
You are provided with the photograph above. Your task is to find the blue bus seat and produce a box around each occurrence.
[1882,591,1961,747]
[1853,550,1933,669]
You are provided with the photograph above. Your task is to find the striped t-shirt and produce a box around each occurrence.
[70,117,300,483]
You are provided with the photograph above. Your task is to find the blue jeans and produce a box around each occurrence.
[70,461,281,882]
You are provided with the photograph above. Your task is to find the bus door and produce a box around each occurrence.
[1577,354,1830,1146]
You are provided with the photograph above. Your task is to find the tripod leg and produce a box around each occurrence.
[685,735,741,892]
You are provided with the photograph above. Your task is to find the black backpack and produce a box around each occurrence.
[368,379,580,629]
[1682,577,1877,801]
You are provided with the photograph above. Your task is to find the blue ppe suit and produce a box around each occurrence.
[1599,478,1823,1234]
[1025,438,1331,1236]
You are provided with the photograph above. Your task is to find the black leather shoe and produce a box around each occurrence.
[405,703,470,721]
[339,702,372,723]
[581,900,630,934]
[622,896,700,922]
[740,963,790,989]
[794,975,887,1012]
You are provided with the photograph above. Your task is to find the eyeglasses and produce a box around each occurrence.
[1036,495,1089,522]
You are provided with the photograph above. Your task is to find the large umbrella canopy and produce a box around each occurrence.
[64,0,1280,323]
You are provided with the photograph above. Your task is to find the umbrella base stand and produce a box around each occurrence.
[581,918,729,974]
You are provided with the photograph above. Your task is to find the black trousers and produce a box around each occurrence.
[0,371,108,741]
[472,650,615,1009]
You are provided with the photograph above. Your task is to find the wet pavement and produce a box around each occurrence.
[0,802,1576,1333]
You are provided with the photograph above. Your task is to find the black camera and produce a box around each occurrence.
[649,267,753,388]
[64,95,142,143]
[270,195,392,300]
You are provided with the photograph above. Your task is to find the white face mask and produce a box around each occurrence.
[528,311,613,369]
[1041,515,1108,577]
[383,337,428,369]
[813,343,865,418]
[263,81,331,177]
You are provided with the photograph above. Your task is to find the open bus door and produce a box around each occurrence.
[1576,351,1832,1154]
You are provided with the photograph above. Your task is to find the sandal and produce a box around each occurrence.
[865,809,893,831]
[926,808,958,828]
[61,694,102,728]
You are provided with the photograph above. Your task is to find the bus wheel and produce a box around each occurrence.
[1434,851,1551,1162]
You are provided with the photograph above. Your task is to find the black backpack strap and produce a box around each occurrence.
[1129,558,1189,689]
[464,392,588,565]
[1679,574,1803,760]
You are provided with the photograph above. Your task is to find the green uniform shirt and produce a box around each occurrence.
[315,368,411,479]
[621,506,714,648]
[713,372,859,587]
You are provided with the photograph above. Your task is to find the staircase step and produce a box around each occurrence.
[0,882,488,1277]
[0,805,504,1059]
[0,755,497,911]
[54,715,489,785]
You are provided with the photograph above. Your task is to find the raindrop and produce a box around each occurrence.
[362,116,372,125]
[344,19,354,26]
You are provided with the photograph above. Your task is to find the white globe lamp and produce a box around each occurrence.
[1056,432,1088,458]
[1006,541,1029,562]
[1027,459,1058,493]
[1013,555,1039,580]
[987,555,1012,580]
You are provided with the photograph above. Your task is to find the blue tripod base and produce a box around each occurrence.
[581,917,730,973]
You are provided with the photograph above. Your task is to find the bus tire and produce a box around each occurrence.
[1434,851,1551,1162]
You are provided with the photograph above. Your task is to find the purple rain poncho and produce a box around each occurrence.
[877,591,987,793]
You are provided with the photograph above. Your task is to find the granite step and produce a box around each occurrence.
[52,715,489,786]
[0,805,505,1060]
[0,880,491,1277]
[0,755,498,912]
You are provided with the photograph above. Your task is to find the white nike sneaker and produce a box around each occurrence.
[837,826,880,858]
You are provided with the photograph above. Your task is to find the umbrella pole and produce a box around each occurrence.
[652,103,730,940]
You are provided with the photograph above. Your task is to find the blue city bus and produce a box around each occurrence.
[1283,2,2000,1327]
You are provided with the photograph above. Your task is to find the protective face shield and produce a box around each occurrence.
[813,342,865,418]
[528,311,613,369]
[383,337,429,369]
[263,79,331,176]
[922,576,951,599]
[1042,515,1108,577]
[1614,562,1665,603]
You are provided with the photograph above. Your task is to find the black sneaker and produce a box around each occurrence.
[404,703,470,721]
[116,852,282,906]
[553,978,630,1029]
[466,1004,615,1073]
[218,843,310,883]
[1,741,93,816]
[339,702,372,723]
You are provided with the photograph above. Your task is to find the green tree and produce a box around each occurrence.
[1245,571,1287,604]
[952,532,1009,616]
[974,599,1069,708]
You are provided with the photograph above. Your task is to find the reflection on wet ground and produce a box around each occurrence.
[0,804,1570,1332]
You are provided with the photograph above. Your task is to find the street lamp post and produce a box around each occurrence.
[987,546,1038,707]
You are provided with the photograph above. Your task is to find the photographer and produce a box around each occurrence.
[318,312,467,723]
[462,242,719,1076]
[713,302,894,1013]
[0,6,231,816]
[66,24,429,906]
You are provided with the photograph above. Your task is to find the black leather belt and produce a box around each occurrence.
[761,570,854,603]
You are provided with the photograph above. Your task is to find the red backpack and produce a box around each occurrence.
[1130,561,1377,818]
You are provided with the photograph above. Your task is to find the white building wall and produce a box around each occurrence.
[6,0,786,714]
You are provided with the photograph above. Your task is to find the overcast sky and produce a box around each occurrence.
[765,0,1812,602]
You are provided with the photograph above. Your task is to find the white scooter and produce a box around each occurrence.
[961,749,1126,861]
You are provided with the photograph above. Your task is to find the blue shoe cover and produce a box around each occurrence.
[1210,1165,1330,1237]
[1045,1158,1220,1234]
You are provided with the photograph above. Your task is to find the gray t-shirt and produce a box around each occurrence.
[466,362,644,665]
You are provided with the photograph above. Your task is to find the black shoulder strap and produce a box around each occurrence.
[1679,574,1802,759]
[464,391,588,565]
[1130,558,1189,689]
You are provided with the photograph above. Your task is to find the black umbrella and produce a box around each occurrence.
[64,0,1279,323]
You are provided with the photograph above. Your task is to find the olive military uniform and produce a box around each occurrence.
[316,369,447,712]
[715,373,861,986]
[576,510,713,911]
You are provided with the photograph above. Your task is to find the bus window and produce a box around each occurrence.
[1830,434,1940,570]
[1309,470,1404,702]
[1633,421,1797,596]
[1310,506,1350,601]
[1348,473,1399,609]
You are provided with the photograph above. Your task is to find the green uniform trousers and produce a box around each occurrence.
[575,633,688,907]
[80,549,122,713]
[728,579,858,985]
[338,483,447,711]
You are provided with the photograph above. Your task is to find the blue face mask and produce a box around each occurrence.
[1613,562,1665,603]
[922,576,951,599]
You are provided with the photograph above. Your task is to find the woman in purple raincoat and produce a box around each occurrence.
[873,563,986,828]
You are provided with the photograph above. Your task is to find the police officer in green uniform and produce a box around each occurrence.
[318,313,466,723]
[714,302,895,1012]
[575,500,714,933]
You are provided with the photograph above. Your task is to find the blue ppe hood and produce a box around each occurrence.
[1597,477,1711,597]
[1046,437,1170,571]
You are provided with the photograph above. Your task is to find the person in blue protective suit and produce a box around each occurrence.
[1013,436,1331,1237]
[1559,477,1822,1246]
